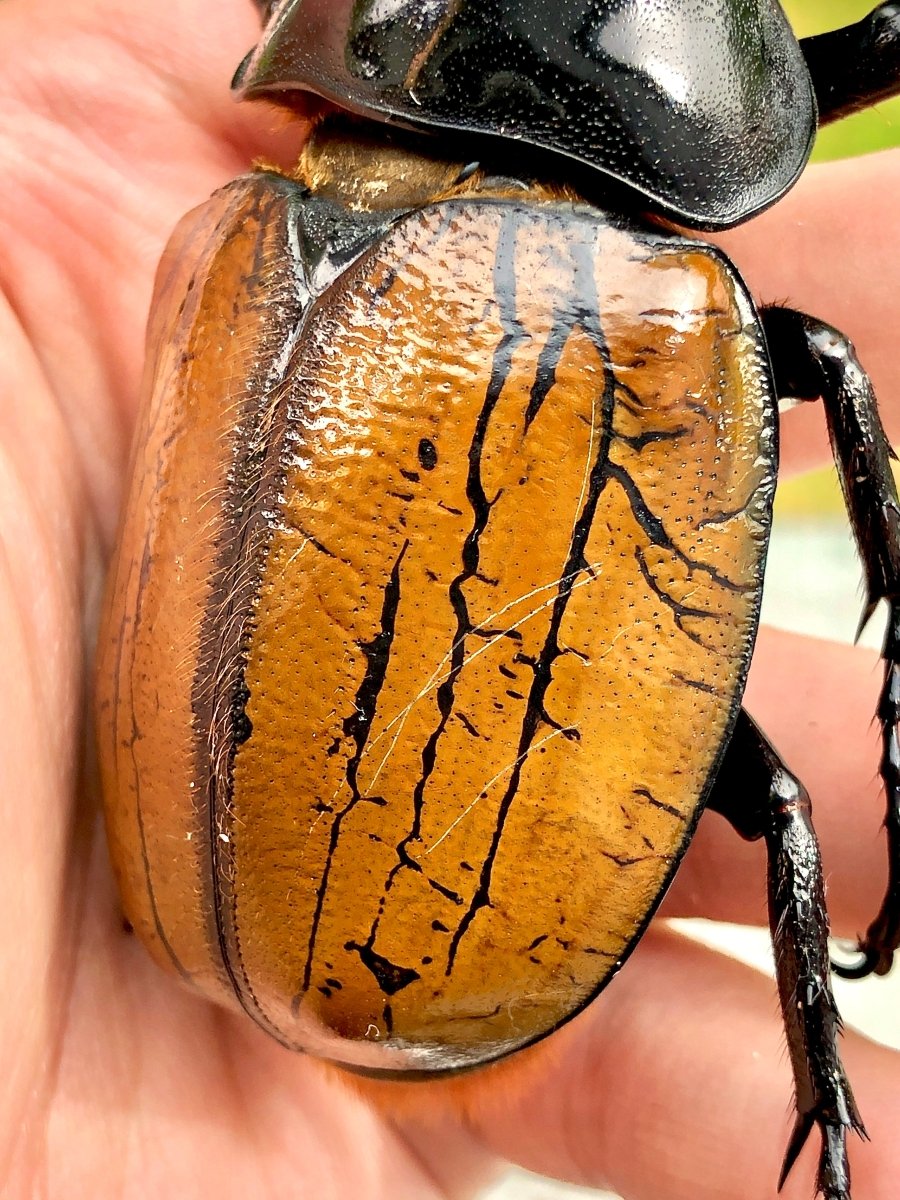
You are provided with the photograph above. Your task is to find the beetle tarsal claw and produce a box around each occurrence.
[779,1110,856,1200]
[778,1111,815,1191]
[830,939,886,980]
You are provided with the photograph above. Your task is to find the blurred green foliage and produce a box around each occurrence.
[785,0,900,160]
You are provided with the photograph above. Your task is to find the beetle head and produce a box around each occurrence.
[233,0,816,229]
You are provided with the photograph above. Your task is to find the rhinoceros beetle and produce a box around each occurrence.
[95,3,900,1198]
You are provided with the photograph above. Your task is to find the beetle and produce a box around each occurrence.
[95,2,900,1197]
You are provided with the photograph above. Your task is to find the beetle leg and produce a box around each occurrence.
[801,4,900,124]
[762,305,900,979]
[708,709,864,1200]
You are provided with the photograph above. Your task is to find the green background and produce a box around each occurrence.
[788,0,900,159]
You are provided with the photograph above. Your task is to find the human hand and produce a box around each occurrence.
[1,1,899,1197]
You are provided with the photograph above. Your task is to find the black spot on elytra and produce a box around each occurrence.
[418,438,438,470]
[346,942,421,995]
[233,711,253,745]
[232,681,253,745]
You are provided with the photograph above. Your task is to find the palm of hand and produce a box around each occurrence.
[0,3,483,1196]
[3,3,900,1199]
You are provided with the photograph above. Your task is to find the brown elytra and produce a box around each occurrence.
[96,136,775,1071]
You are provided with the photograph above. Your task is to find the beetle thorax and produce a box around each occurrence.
[297,116,468,211]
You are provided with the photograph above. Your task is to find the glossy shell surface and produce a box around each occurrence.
[234,0,815,228]
[97,173,776,1070]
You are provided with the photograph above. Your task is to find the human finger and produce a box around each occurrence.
[664,625,889,941]
[0,0,303,550]
[445,926,899,1200]
[717,150,900,478]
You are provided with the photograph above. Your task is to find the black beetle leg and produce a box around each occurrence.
[708,710,865,1200]
[762,305,900,979]
[801,4,900,125]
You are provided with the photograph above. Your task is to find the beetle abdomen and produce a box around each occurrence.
[97,175,776,1070]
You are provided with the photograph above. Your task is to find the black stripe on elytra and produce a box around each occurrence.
[634,545,718,650]
[616,425,690,452]
[606,461,752,594]
[351,212,527,978]
[296,528,337,557]
[342,939,421,995]
[447,232,617,972]
[633,787,686,822]
[612,379,648,419]
[120,534,191,980]
[456,711,482,737]
[524,239,615,435]
[523,303,573,432]
[294,539,409,1007]
[670,671,720,695]
[600,850,661,868]
[427,878,464,905]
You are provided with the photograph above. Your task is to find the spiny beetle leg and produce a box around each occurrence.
[762,305,900,979]
[839,603,900,978]
[801,4,900,125]
[708,710,864,1200]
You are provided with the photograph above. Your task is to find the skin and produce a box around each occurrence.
[1,0,899,1197]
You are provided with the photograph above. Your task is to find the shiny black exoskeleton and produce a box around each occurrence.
[232,3,900,1197]
[236,0,816,226]
[237,1,900,227]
